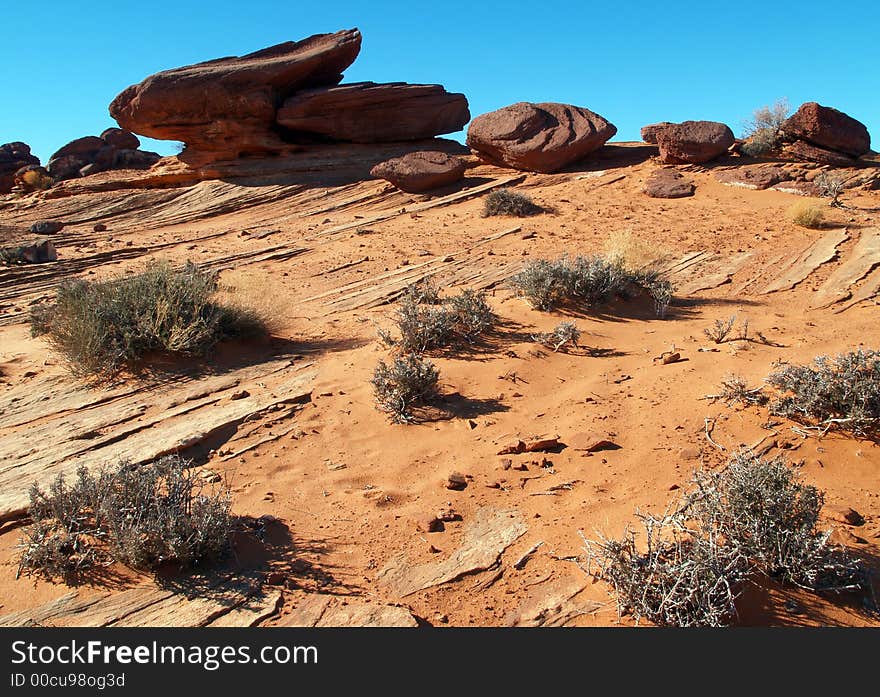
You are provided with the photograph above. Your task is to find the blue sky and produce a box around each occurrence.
[3,1,878,162]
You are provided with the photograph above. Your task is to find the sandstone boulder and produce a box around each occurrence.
[644,169,695,198]
[29,221,64,235]
[370,151,466,192]
[13,164,52,193]
[0,142,40,193]
[466,102,617,173]
[112,148,162,169]
[277,82,469,143]
[100,127,140,150]
[654,121,735,164]
[780,102,870,158]
[641,122,672,144]
[109,29,362,161]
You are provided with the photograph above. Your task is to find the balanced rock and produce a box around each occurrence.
[277,82,470,143]
[466,102,617,173]
[780,102,870,158]
[0,142,40,193]
[653,121,735,164]
[644,169,695,198]
[370,151,466,192]
[110,29,362,162]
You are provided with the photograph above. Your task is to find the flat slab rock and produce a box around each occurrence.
[643,168,695,198]
[715,166,790,190]
[277,82,470,143]
[467,102,617,173]
[378,507,527,597]
[275,593,417,627]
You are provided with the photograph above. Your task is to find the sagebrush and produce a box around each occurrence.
[379,284,496,353]
[766,349,880,437]
[741,98,789,157]
[482,188,541,217]
[533,321,581,352]
[583,450,866,626]
[30,262,265,376]
[371,353,440,423]
[18,456,233,581]
[510,255,672,316]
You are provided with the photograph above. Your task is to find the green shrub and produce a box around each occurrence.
[482,188,541,217]
[372,354,440,423]
[30,261,265,376]
[18,456,233,581]
[510,255,673,316]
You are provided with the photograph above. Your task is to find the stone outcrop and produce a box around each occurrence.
[0,142,40,194]
[370,151,467,192]
[277,82,469,143]
[644,169,695,198]
[109,29,473,167]
[715,166,790,190]
[651,121,735,164]
[781,140,858,167]
[466,102,616,173]
[110,29,362,162]
[780,102,870,158]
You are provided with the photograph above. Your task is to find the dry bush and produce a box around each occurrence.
[371,353,440,423]
[583,450,866,626]
[30,262,266,376]
[533,321,581,352]
[215,270,285,334]
[19,168,53,192]
[510,255,673,316]
[741,98,790,157]
[482,188,541,217]
[704,315,737,343]
[603,229,662,270]
[766,349,880,437]
[18,456,233,581]
[814,172,845,206]
[704,315,775,346]
[710,374,769,406]
[379,284,496,353]
[787,201,825,229]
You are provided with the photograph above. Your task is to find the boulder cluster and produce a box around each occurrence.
[0,142,40,194]
[109,29,470,166]
[46,129,161,182]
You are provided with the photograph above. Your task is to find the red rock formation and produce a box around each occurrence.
[653,121,734,164]
[643,169,695,198]
[780,102,870,158]
[641,122,672,144]
[109,29,362,162]
[370,151,467,192]
[466,102,616,173]
[277,82,469,143]
[782,140,857,167]
[0,142,40,194]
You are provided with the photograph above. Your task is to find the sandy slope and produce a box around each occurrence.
[0,145,877,626]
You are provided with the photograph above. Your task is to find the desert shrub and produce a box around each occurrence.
[372,353,440,423]
[19,168,53,192]
[380,285,496,352]
[30,261,265,376]
[787,201,825,229]
[402,278,442,305]
[741,98,790,157]
[482,188,541,217]
[510,255,672,316]
[711,374,769,406]
[604,229,661,270]
[18,456,232,581]
[584,512,749,627]
[815,172,845,206]
[533,321,581,352]
[766,349,880,437]
[584,450,866,626]
[704,315,737,343]
[683,451,865,591]
[445,288,495,340]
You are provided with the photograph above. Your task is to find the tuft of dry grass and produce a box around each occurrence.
[604,229,663,270]
[787,201,825,229]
